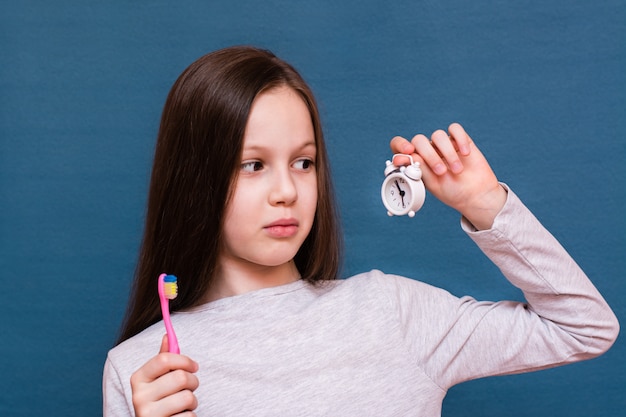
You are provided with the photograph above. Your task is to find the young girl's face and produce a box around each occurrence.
[219,86,318,277]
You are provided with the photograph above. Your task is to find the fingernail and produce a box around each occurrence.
[402,144,413,154]
[434,163,447,174]
[451,161,463,173]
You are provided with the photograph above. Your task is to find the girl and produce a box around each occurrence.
[103,46,619,417]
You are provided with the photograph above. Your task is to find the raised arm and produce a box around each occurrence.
[389,124,619,386]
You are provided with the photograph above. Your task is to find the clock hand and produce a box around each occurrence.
[394,180,406,208]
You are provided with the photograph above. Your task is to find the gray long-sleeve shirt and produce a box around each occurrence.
[103,187,619,416]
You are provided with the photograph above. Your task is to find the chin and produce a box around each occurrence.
[255,251,299,268]
[261,256,298,268]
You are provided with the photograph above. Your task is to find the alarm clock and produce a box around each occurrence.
[381,154,426,217]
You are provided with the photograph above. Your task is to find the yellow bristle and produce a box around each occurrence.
[164,282,178,299]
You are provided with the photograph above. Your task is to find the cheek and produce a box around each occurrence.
[304,180,318,217]
[222,186,249,231]
[221,200,252,253]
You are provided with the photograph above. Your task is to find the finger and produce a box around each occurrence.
[159,334,169,354]
[133,353,199,385]
[135,387,198,417]
[448,122,472,155]
[171,412,197,417]
[431,130,464,174]
[155,369,200,398]
[160,389,199,416]
[133,368,200,416]
[411,133,447,175]
[389,135,415,155]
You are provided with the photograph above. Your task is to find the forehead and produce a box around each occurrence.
[242,86,315,149]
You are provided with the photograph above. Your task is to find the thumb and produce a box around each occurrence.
[159,334,169,354]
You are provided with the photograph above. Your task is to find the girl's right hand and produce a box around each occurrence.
[130,335,199,417]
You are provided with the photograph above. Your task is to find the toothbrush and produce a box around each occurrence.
[158,273,180,354]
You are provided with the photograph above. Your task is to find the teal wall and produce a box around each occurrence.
[1,1,624,415]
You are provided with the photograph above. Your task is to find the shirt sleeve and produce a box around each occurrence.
[384,184,619,390]
[103,356,134,417]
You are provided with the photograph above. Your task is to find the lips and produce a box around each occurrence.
[264,218,299,238]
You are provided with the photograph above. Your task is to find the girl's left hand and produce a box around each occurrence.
[389,123,507,230]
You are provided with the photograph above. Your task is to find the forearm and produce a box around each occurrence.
[457,182,508,231]
[463,185,619,355]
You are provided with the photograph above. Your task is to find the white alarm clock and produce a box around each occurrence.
[381,154,426,217]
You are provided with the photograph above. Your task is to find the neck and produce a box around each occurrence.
[205,259,301,303]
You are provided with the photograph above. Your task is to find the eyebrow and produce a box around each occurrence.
[243,140,316,152]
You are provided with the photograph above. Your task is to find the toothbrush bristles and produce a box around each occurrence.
[163,274,178,299]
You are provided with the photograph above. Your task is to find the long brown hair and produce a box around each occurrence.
[117,46,342,344]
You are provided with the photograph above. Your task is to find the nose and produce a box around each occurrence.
[269,167,297,206]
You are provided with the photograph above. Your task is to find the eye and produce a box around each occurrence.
[241,161,263,173]
[293,158,314,171]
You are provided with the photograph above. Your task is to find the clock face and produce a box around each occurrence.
[383,175,412,214]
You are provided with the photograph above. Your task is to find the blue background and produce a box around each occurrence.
[1,1,624,415]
